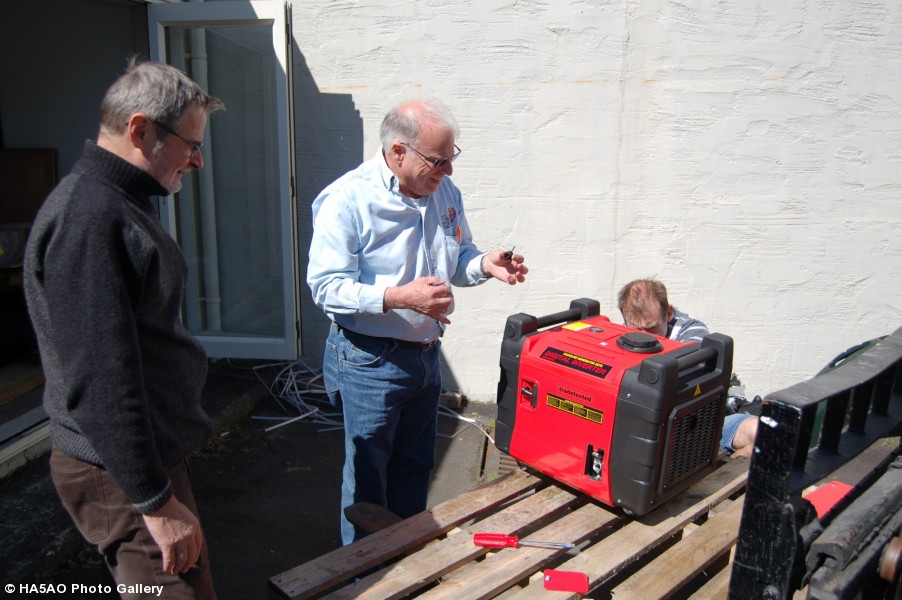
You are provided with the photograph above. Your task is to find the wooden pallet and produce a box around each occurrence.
[269,459,749,599]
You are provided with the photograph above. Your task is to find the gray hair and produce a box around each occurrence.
[379,98,460,153]
[100,57,224,135]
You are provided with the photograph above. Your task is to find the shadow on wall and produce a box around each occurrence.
[292,46,361,366]
[291,47,463,394]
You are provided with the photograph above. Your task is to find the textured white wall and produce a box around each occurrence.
[293,0,902,401]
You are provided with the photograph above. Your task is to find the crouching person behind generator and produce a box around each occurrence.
[24,59,224,598]
[617,278,758,458]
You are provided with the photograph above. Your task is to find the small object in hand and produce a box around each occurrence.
[503,246,516,260]
[473,532,574,550]
[543,569,589,593]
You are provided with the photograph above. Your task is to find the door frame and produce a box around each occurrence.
[148,1,300,360]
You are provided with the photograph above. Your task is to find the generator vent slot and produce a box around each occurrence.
[662,399,721,489]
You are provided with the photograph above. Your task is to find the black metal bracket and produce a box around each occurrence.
[729,326,902,599]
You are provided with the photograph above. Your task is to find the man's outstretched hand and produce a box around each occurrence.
[482,249,528,285]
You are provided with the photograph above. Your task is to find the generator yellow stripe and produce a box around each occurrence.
[546,393,603,424]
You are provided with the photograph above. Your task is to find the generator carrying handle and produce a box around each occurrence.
[666,333,733,390]
[535,298,601,330]
[674,345,717,373]
[504,298,601,343]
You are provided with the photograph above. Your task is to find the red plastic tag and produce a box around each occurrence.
[543,569,589,593]
[803,480,854,518]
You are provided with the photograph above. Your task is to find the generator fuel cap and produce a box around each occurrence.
[617,332,663,353]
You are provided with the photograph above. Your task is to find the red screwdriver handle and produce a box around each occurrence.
[473,533,519,548]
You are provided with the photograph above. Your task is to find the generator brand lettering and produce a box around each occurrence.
[540,346,612,379]
[557,385,593,404]
[547,394,603,424]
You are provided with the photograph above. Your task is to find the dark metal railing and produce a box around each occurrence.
[729,326,902,599]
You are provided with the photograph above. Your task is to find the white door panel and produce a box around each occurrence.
[149,1,298,360]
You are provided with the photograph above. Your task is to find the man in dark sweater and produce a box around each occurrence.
[24,60,224,599]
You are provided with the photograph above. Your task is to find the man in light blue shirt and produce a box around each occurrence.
[308,98,528,544]
[617,278,757,458]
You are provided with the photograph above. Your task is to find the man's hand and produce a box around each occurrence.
[384,277,454,323]
[143,495,204,575]
[482,249,528,285]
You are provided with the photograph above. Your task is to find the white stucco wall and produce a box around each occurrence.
[293,0,902,401]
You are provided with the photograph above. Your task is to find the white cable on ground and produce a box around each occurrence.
[252,360,343,430]
[437,405,495,445]
[262,409,319,433]
[252,360,494,444]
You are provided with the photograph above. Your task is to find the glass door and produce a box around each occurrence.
[148,1,298,359]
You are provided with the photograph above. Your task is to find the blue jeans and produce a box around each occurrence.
[323,324,442,544]
[721,413,755,453]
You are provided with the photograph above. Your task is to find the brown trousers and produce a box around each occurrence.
[50,447,217,599]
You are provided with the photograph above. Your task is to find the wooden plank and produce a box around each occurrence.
[506,458,750,600]
[493,573,545,600]
[419,501,621,600]
[689,562,731,600]
[0,363,43,406]
[323,485,585,600]
[611,498,743,598]
[344,502,404,535]
[268,469,543,599]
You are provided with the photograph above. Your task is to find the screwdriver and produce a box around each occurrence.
[473,533,574,550]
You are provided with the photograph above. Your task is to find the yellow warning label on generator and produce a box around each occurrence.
[562,321,592,331]
[547,394,603,424]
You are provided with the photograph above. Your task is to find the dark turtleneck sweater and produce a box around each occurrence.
[24,140,211,514]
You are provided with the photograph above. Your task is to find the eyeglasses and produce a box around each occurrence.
[152,120,204,157]
[401,142,461,170]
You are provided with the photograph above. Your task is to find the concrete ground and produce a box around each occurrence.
[1,359,498,599]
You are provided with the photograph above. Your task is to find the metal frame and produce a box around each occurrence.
[148,1,300,360]
[729,326,902,599]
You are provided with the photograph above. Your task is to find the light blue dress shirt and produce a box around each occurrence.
[307,151,488,343]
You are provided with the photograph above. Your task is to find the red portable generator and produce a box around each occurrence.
[495,298,733,515]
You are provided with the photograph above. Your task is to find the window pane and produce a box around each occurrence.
[170,25,284,338]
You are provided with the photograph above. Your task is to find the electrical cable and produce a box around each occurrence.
[252,361,494,443]
[252,360,343,430]
[437,405,495,445]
